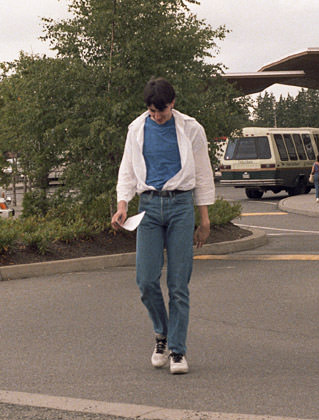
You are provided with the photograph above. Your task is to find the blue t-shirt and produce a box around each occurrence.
[143,116,181,190]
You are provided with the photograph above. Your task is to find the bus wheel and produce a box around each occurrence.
[287,187,296,196]
[245,188,263,199]
[288,178,307,196]
[287,186,303,196]
[298,178,308,194]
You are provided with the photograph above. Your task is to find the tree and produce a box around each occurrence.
[0,68,23,204]
[252,88,319,129]
[40,0,249,205]
[2,1,250,217]
[0,54,93,211]
[293,89,319,127]
[252,92,277,127]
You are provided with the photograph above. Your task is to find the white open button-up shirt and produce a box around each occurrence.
[116,109,215,206]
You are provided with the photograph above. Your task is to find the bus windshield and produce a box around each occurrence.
[224,136,271,160]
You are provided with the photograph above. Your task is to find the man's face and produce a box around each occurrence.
[148,100,175,125]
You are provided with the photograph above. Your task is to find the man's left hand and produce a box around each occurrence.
[194,224,210,248]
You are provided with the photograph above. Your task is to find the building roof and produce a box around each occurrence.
[222,48,319,95]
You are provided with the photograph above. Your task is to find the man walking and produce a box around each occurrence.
[112,77,215,373]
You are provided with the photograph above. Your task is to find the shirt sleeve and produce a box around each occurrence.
[191,123,215,206]
[116,130,138,204]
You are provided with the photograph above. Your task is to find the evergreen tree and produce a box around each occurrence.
[252,92,276,127]
[254,89,319,128]
[294,89,319,127]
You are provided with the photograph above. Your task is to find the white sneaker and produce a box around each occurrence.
[169,352,189,374]
[151,336,168,368]
[316,198,319,203]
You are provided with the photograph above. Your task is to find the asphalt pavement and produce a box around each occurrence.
[1,192,318,420]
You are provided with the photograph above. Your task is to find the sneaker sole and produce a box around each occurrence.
[151,354,169,368]
[170,368,189,374]
[152,360,169,368]
[170,364,189,374]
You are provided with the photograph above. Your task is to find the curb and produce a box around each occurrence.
[0,228,267,281]
[194,227,267,256]
[0,389,308,420]
[279,197,319,218]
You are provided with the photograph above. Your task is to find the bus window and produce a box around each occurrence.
[314,134,319,152]
[274,134,288,161]
[224,139,236,160]
[302,134,316,160]
[224,136,271,160]
[235,138,257,159]
[283,134,298,160]
[292,134,307,160]
[257,137,272,159]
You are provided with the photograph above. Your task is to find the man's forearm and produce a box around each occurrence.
[197,205,210,227]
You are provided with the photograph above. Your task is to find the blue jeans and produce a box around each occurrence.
[136,190,194,355]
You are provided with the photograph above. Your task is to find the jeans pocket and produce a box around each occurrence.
[138,193,153,212]
[173,191,194,205]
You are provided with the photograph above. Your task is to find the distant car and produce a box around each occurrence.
[0,198,15,218]
[3,158,25,182]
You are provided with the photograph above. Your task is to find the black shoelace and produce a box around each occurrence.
[155,338,167,354]
[170,352,183,363]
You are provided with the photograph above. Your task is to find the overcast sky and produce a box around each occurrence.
[1,0,318,98]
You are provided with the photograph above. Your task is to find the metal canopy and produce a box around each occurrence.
[222,48,319,95]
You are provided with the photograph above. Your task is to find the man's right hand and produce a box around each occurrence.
[111,201,127,230]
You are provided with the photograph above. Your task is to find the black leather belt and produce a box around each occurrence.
[142,190,187,197]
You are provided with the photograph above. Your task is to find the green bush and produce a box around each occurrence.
[17,216,57,254]
[55,216,96,243]
[22,190,49,218]
[22,230,51,255]
[0,219,19,253]
[45,193,111,228]
[0,195,242,257]
[195,197,242,226]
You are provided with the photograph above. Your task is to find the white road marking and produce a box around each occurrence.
[0,390,313,420]
[235,223,319,235]
[241,212,287,216]
[247,200,279,206]
[267,233,308,236]
[195,254,319,261]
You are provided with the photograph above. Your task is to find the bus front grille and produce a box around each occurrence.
[220,179,284,186]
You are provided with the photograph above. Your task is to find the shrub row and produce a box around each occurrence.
[0,197,241,255]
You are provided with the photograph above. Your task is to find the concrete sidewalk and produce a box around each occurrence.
[279,191,319,217]
[0,390,312,420]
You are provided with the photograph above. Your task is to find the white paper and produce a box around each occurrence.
[122,211,146,231]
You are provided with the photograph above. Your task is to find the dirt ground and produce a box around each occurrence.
[0,222,251,266]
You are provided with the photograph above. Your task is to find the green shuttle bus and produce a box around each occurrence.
[220,127,319,199]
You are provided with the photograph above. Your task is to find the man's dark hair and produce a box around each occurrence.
[143,77,176,111]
